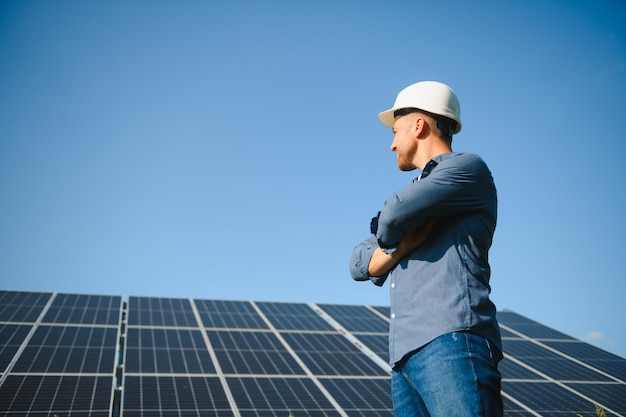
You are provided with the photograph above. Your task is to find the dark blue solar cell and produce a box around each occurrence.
[544,341,626,381]
[208,330,306,375]
[255,302,335,331]
[0,375,112,415]
[125,328,214,373]
[128,296,197,327]
[564,382,626,414]
[0,324,31,372]
[355,334,389,362]
[281,333,388,376]
[122,376,233,416]
[227,376,342,416]
[497,311,574,340]
[317,304,389,333]
[0,291,51,322]
[11,325,117,373]
[501,395,538,416]
[195,299,268,329]
[43,293,121,325]
[499,357,545,380]
[503,339,613,381]
[370,306,390,318]
[319,377,392,412]
[502,381,607,415]
[500,328,521,338]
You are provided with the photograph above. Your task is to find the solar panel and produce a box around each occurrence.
[543,340,626,381]
[207,330,305,375]
[0,374,113,416]
[319,377,392,416]
[498,356,545,380]
[505,381,603,413]
[353,334,389,362]
[123,375,233,417]
[281,332,388,376]
[195,299,268,329]
[226,376,343,417]
[503,339,614,381]
[12,325,117,373]
[128,295,197,327]
[565,383,626,414]
[0,324,31,373]
[43,293,121,325]
[125,327,215,373]
[498,310,575,340]
[316,304,389,333]
[256,301,335,331]
[1,291,624,417]
[0,291,120,416]
[0,291,51,323]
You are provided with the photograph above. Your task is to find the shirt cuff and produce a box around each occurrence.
[349,236,389,287]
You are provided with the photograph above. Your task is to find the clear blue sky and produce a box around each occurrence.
[1,1,625,358]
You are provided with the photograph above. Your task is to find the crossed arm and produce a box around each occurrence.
[367,221,435,276]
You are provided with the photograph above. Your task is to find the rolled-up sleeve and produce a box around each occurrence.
[349,236,389,286]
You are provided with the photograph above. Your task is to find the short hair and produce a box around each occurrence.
[393,107,456,142]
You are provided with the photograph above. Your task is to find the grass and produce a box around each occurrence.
[577,403,607,417]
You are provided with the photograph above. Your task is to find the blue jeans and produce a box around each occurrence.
[391,332,503,417]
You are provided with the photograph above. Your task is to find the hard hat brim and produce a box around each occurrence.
[378,108,396,128]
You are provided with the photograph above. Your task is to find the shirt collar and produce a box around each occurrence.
[414,152,454,182]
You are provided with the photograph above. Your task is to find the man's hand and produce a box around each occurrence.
[368,221,435,277]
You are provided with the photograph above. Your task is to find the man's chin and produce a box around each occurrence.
[398,164,417,172]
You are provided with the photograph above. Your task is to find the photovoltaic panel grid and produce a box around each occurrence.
[0,290,121,416]
[0,290,624,416]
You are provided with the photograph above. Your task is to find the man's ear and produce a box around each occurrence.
[414,116,427,138]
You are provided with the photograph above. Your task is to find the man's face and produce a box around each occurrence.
[390,113,419,171]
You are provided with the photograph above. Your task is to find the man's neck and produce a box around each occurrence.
[417,140,452,170]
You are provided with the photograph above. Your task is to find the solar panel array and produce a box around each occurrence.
[0,290,624,416]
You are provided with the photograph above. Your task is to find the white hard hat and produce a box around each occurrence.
[378,81,462,134]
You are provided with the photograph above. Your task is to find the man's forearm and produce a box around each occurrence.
[368,247,407,277]
[368,221,435,276]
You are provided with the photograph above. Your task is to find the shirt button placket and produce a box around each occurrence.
[390,281,396,319]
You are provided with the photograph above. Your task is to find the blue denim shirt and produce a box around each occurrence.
[350,152,501,366]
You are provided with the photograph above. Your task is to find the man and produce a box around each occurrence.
[350,81,503,416]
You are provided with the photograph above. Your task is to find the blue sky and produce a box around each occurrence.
[1,1,625,358]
